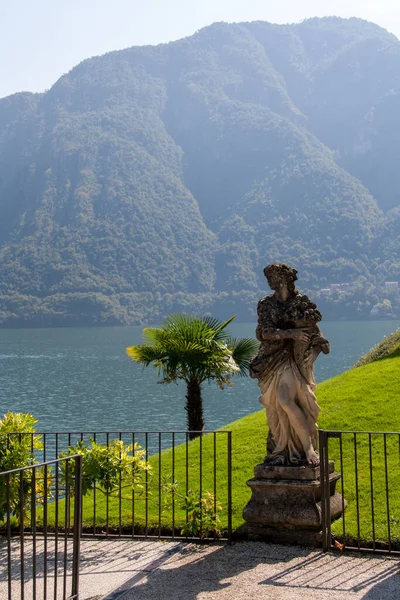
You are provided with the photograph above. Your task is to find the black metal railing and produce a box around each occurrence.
[4,431,232,543]
[0,454,82,600]
[320,429,400,554]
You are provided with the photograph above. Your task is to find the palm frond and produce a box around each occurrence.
[141,327,162,345]
[127,314,257,385]
[227,337,259,377]
[201,315,236,341]
[126,345,168,366]
[157,314,222,348]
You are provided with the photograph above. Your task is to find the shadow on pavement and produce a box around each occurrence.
[104,543,313,599]
[260,551,400,595]
[104,543,400,600]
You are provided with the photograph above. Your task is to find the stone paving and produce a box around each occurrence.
[1,538,400,599]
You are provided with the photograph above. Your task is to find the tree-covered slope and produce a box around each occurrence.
[0,17,399,325]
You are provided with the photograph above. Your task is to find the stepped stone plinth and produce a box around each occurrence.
[243,460,345,546]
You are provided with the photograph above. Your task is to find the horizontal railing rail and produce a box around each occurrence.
[4,430,232,543]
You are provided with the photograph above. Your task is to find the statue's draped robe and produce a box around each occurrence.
[250,294,320,465]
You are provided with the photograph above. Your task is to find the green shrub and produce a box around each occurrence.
[59,438,150,499]
[0,412,43,520]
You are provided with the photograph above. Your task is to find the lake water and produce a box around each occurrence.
[1,321,399,433]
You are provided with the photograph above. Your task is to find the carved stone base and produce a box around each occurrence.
[242,461,345,546]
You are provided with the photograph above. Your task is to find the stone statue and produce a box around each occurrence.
[250,263,330,466]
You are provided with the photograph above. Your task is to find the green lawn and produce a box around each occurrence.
[45,348,398,546]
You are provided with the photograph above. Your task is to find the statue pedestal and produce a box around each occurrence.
[242,461,345,546]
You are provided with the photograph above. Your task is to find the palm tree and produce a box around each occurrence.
[126,314,259,439]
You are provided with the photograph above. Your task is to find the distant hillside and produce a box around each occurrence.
[0,17,399,326]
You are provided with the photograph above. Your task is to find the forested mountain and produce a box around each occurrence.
[0,17,399,326]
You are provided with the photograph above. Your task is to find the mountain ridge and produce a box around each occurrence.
[0,17,399,326]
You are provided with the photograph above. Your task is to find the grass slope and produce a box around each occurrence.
[353,327,400,368]
[68,351,400,546]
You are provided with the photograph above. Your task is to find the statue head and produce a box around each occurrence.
[264,263,298,294]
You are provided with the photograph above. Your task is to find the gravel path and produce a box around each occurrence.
[1,538,399,599]
[101,540,400,600]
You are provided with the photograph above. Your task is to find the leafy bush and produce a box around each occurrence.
[180,491,222,538]
[59,438,150,498]
[0,412,44,520]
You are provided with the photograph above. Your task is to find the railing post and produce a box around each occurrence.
[227,431,232,544]
[71,454,82,600]
[319,429,328,551]
[19,471,25,600]
[6,473,12,600]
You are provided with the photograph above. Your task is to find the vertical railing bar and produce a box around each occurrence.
[106,432,110,536]
[119,432,122,537]
[319,430,327,551]
[227,432,232,544]
[172,433,175,539]
[19,471,25,600]
[213,432,217,538]
[30,434,34,534]
[354,432,361,549]
[67,430,72,536]
[158,432,162,538]
[369,433,376,551]
[339,432,346,541]
[384,433,392,552]
[32,468,37,600]
[132,433,135,538]
[199,433,203,539]
[6,473,12,600]
[185,432,189,540]
[93,432,97,536]
[145,432,149,538]
[43,432,47,462]
[71,455,82,600]
[43,464,48,599]
[54,461,59,600]
[324,432,332,549]
[63,460,69,600]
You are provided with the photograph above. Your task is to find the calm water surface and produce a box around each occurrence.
[1,321,399,432]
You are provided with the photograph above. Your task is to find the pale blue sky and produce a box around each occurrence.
[1,0,400,99]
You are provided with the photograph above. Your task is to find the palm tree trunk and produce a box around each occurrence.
[185,378,204,440]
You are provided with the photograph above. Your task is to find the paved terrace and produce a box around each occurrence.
[1,538,400,599]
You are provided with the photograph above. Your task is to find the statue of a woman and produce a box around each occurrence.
[250,263,330,466]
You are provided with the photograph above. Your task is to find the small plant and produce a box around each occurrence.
[180,490,222,538]
[160,477,222,538]
[59,438,150,498]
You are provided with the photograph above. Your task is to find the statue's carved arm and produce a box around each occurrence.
[257,325,311,344]
[309,335,331,355]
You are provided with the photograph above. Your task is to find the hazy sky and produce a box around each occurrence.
[1,0,400,99]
